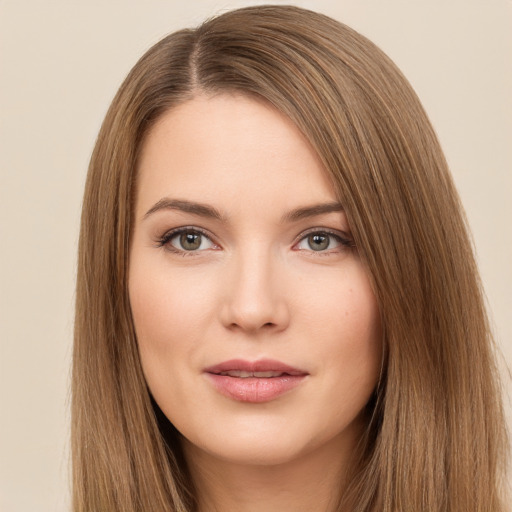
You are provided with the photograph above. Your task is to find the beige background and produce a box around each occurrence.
[1,1,510,510]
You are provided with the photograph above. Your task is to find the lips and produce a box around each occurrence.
[204,359,308,403]
[216,370,290,378]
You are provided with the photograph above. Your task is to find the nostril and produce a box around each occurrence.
[220,292,290,333]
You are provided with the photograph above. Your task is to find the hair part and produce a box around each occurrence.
[73,5,509,511]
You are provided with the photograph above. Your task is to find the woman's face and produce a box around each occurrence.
[129,94,382,467]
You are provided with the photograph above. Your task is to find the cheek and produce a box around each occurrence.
[300,262,381,343]
[302,266,382,391]
[129,251,178,369]
[337,278,382,368]
[128,254,223,404]
[129,274,175,355]
[129,266,195,413]
[129,257,212,343]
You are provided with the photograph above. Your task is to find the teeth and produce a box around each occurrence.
[219,370,285,378]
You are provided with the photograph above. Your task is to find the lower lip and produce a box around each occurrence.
[205,373,307,403]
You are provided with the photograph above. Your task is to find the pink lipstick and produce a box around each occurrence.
[203,359,308,403]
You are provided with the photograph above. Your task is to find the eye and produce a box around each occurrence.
[159,228,217,253]
[294,230,351,252]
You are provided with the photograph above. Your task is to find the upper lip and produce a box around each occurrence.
[204,358,308,376]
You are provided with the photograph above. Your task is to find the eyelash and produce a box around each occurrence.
[155,226,354,256]
[155,226,217,257]
[294,228,354,254]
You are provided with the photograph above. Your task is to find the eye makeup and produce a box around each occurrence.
[155,224,354,257]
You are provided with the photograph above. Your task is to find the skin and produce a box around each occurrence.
[129,93,382,512]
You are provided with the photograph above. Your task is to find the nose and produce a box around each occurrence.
[219,248,290,334]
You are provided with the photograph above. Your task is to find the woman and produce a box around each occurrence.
[73,5,509,511]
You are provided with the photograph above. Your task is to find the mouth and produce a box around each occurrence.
[203,359,308,403]
[215,370,295,378]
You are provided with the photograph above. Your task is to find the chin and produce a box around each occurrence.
[183,432,311,467]
[179,411,360,469]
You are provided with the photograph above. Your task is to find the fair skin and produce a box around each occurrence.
[129,93,382,512]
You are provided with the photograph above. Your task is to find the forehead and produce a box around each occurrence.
[135,93,337,217]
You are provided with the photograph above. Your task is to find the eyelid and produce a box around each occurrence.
[156,226,221,254]
[155,225,353,254]
[292,227,353,251]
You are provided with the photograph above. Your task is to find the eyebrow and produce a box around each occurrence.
[143,198,344,223]
[144,198,225,221]
[280,201,344,223]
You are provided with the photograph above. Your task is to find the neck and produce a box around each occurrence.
[182,421,363,512]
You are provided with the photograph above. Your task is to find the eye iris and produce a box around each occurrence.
[180,232,202,250]
[308,233,329,251]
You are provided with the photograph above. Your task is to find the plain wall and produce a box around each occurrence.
[1,1,510,510]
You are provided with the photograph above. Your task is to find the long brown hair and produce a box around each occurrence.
[73,5,509,511]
